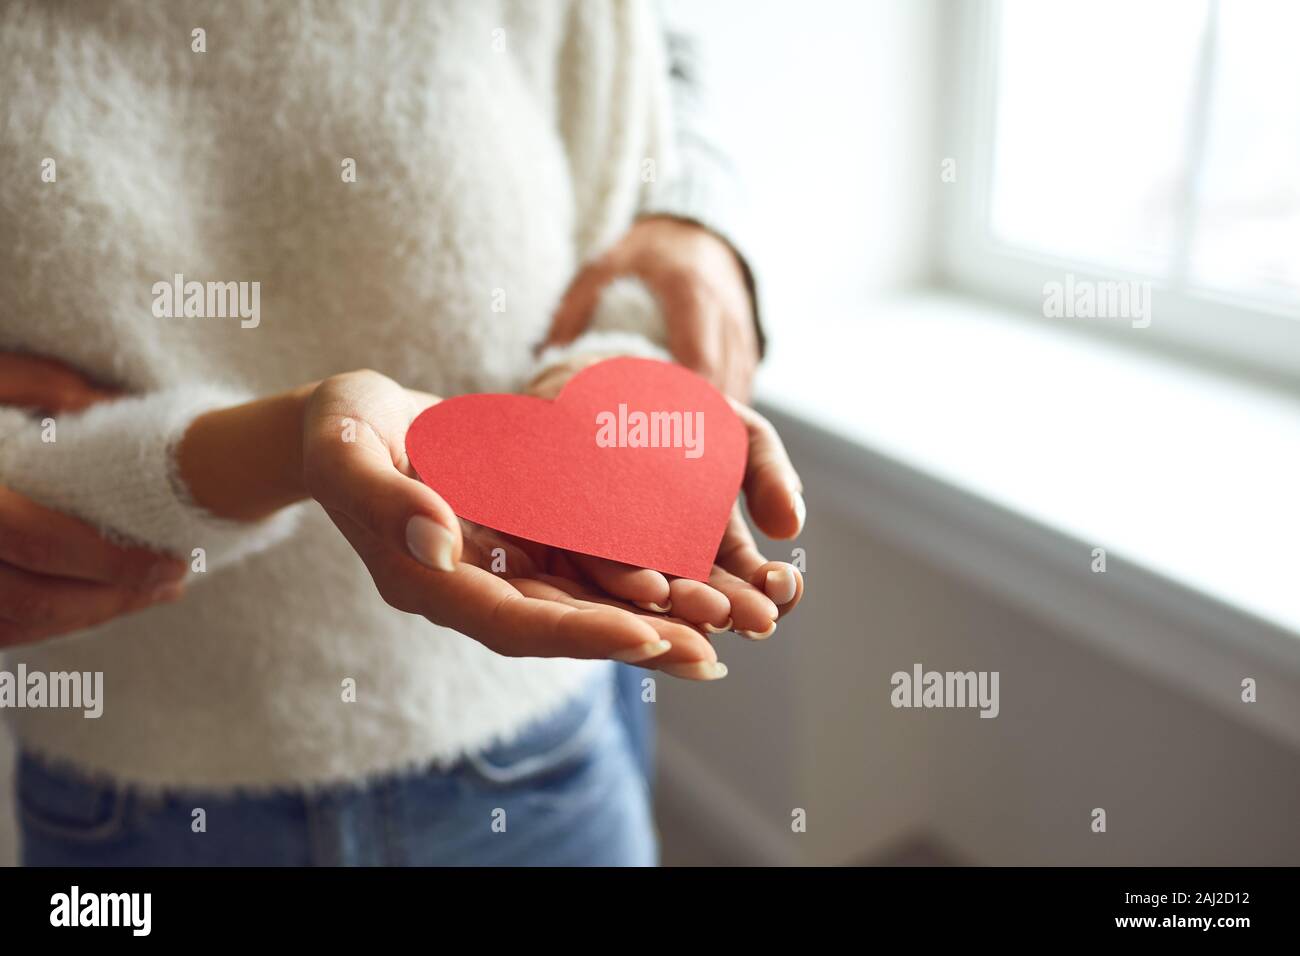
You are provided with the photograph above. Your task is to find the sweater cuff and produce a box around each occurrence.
[0,385,303,571]
[532,276,673,376]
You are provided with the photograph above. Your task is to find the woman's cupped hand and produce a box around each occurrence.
[302,365,805,680]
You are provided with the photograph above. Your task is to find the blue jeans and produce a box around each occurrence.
[614,662,655,785]
[17,671,656,866]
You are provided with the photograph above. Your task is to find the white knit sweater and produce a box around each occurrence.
[0,0,686,791]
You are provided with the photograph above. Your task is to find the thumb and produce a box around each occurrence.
[315,438,463,573]
[542,259,618,349]
[304,374,463,571]
[730,399,805,541]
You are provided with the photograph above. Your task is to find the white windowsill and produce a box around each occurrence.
[754,290,1300,748]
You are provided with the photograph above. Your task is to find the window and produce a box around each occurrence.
[940,0,1300,382]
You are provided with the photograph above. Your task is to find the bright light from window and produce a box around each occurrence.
[1190,0,1300,301]
[988,0,1300,305]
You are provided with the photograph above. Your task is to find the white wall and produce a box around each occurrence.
[667,0,942,340]
[656,453,1300,865]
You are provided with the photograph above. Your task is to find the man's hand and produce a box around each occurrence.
[545,216,760,401]
[0,355,187,647]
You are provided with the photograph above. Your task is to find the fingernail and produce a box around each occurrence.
[791,490,806,536]
[702,617,733,634]
[660,660,728,681]
[635,600,672,614]
[150,582,185,603]
[764,566,797,606]
[406,515,456,572]
[737,620,777,640]
[610,639,672,663]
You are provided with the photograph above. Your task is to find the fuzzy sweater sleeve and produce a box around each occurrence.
[0,384,303,571]
[531,276,673,376]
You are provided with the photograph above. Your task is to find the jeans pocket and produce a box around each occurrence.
[17,753,130,845]
[462,678,614,790]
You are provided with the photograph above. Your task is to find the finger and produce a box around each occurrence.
[544,259,619,347]
[708,301,739,399]
[530,574,718,656]
[525,576,724,680]
[610,611,725,680]
[546,549,587,583]
[666,577,731,630]
[329,511,669,663]
[0,354,117,412]
[716,504,767,578]
[0,486,185,589]
[325,509,670,665]
[717,288,760,402]
[707,563,779,638]
[569,553,670,611]
[722,320,758,403]
[448,569,670,661]
[0,562,184,640]
[719,338,743,403]
[731,399,805,540]
[459,528,540,579]
[657,277,718,379]
[506,577,700,665]
[752,561,803,616]
[714,507,802,617]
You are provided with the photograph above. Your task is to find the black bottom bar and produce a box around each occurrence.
[0,865,1285,941]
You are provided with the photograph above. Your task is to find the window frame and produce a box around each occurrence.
[936,0,1300,385]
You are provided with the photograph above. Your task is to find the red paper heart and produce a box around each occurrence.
[405,357,748,581]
